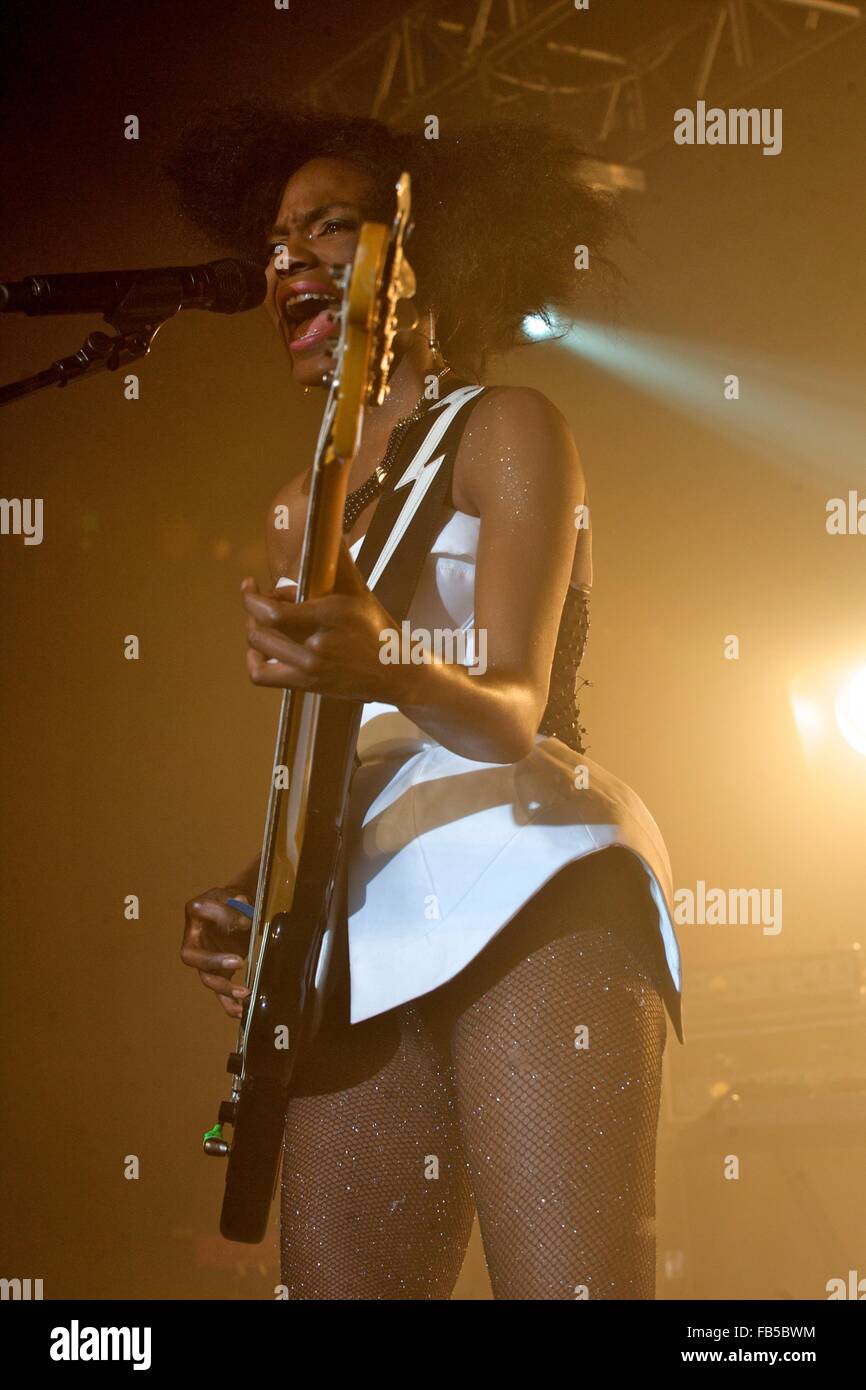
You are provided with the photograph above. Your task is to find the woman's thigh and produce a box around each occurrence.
[279,992,475,1300]
[439,848,669,1300]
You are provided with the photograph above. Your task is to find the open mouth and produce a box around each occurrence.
[282,290,341,351]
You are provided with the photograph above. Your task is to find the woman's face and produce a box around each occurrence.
[264,156,377,390]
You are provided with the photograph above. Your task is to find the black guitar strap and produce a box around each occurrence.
[353,379,489,619]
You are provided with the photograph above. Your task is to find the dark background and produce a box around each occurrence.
[1,0,864,1299]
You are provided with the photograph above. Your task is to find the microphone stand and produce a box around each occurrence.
[0,290,182,408]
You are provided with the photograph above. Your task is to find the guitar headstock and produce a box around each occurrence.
[368,173,416,407]
[329,171,416,461]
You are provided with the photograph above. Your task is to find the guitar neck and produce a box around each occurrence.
[246,401,358,980]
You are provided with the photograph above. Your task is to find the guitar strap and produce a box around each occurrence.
[353,380,488,615]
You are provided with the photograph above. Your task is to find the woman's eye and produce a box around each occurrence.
[262,219,358,268]
[318,219,357,236]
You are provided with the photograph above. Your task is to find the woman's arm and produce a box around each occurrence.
[395,386,586,762]
[242,386,585,765]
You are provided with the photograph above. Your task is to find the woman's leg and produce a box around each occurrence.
[443,847,669,1300]
[279,988,475,1300]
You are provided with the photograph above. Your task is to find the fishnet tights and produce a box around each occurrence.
[280,848,668,1300]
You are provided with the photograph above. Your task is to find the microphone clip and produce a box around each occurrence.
[0,314,172,408]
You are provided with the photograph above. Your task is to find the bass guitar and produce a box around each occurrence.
[202,173,416,1243]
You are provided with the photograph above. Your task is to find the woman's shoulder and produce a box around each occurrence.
[453,383,584,516]
[470,382,569,425]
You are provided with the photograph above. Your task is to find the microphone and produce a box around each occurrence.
[0,258,267,317]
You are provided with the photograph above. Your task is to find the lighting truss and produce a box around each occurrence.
[304,0,864,173]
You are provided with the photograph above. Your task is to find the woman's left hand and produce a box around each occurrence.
[242,539,409,703]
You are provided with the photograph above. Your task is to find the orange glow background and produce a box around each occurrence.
[1,0,865,1299]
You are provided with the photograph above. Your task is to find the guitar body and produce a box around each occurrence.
[220,698,361,1242]
[202,172,416,1245]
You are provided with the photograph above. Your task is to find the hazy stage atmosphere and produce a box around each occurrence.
[1,0,865,1303]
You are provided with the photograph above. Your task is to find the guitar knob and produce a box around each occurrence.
[202,1121,229,1158]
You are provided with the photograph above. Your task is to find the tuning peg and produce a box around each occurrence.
[202,1121,229,1158]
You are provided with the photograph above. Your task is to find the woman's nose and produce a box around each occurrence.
[265,242,315,307]
[273,232,319,278]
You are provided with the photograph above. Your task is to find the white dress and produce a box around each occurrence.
[277,387,684,1043]
[341,511,685,1044]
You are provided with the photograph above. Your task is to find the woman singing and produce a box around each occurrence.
[173,106,684,1301]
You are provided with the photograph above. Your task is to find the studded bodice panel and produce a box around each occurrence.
[538,585,591,754]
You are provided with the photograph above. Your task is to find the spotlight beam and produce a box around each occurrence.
[559,323,866,489]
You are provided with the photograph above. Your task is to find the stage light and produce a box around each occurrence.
[789,660,866,765]
[523,314,553,339]
[790,692,828,745]
[834,664,866,758]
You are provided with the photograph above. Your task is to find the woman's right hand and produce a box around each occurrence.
[181,887,253,1019]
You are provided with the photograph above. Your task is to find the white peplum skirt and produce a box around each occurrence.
[344,706,684,1042]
